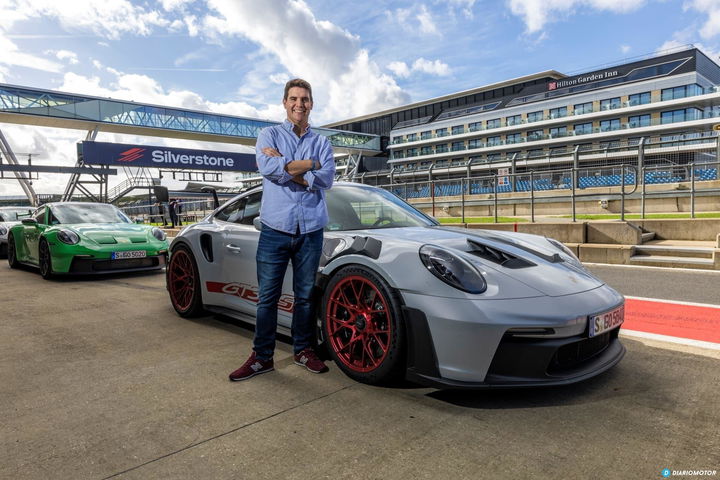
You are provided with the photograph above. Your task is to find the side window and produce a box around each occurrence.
[48,208,61,225]
[213,191,262,225]
[33,207,46,224]
[214,198,247,223]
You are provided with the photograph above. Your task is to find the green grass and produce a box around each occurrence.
[555,212,720,220]
[437,217,529,224]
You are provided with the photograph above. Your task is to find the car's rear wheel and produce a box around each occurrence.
[322,265,405,385]
[7,233,19,268]
[167,244,205,317]
[39,239,54,280]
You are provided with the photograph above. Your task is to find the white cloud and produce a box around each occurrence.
[269,73,290,85]
[684,0,720,39]
[52,49,79,64]
[0,33,64,73]
[507,0,646,34]
[92,59,103,69]
[202,0,410,122]
[445,0,477,19]
[388,58,451,78]
[620,44,631,54]
[5,0,170,40]
[416,5,440,35]
[388,4,441,36]
[160,0,194,11]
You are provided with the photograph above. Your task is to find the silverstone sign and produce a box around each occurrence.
[79,141,257,172]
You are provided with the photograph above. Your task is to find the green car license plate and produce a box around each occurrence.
[112,250,147,260]
[589,305,624,337]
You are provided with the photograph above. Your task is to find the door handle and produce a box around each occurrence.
[226,244,242,253]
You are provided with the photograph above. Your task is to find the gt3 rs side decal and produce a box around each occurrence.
[206,281,294,313]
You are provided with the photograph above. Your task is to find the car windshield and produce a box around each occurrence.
[325,185,437,231]
[0,207,32,222]
[51,204,131,224]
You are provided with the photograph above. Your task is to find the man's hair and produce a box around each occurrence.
[283,78,313,102]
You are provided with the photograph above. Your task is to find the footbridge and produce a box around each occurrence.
[0,83,380,205]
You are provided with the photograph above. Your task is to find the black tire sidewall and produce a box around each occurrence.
[7,233,18,268]
[39,239,53,279]
[321,264,405,385]
[168,244,204,317]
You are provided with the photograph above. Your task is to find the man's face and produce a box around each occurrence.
[283,86,313,126]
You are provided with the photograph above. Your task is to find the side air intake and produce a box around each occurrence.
[466,239,535,269]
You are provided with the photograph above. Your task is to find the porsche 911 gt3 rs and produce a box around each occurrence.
[166,182,625,388]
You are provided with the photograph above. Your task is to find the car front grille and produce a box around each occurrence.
[70,255,164,273]
[547,330,614,374]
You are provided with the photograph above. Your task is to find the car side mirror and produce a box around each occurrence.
[21,218,37,226]
[253,216,262,231]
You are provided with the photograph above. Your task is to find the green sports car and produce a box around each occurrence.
[7,202,169,279]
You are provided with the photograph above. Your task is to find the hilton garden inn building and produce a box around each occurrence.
[327,46,720,192]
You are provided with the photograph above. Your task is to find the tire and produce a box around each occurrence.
[322,265,405,385]
[167,244,205,317]
[39,239,54,280]
[7,233,19,269]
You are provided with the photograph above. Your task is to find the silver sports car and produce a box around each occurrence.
[166,182,625,388]
[0,206,33,258]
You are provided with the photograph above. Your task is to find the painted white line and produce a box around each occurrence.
[583,262,720,274]
[621,329,720,351]
[625,296,720,309]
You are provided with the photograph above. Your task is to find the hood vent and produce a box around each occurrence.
[466,239,535,269]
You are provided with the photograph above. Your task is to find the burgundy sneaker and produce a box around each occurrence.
[294,348,329,374]
[229,352,274,382]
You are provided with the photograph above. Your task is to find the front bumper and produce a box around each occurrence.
[68,253,167,274]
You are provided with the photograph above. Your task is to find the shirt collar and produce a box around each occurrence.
[282,119,312,137]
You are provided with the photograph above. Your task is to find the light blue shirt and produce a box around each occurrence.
[256,120,335,234]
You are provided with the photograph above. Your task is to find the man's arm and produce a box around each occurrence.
[303,138,335,191]
[256,129,293,184]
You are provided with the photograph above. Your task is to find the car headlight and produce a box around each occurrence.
[419,244,487,294]
[152,227,167,241]
[0,225,7,236]
[57,229,80,245]
[546,238,583,268]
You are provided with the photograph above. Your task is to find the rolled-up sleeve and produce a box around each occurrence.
[305,137,335,191]
[256,128,293,184]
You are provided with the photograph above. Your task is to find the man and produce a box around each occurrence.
[229,78,335,382]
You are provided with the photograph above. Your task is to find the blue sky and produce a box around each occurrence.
[1,0,719,195]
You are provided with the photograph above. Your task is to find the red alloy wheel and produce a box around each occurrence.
[168,248,196,313]
[325,275,392,373]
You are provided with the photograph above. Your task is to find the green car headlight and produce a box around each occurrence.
[151,227,167,241]
[419,244,487,294]
[57,229,80,245]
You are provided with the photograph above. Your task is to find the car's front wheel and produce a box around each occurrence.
[322,265,405,385]
[7,233,19,268]
[39,239,54,280]
[167,244,205,317]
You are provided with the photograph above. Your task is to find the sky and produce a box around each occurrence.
[1,0,720,197]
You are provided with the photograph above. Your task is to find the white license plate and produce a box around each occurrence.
[589,305,624,337]
[112,250,147,260]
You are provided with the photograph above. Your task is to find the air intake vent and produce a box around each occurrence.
[466,239,535,269]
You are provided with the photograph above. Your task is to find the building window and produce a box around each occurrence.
[453,158,468,166]
[575,143,593,151]
[468,122,482,132]
[600,97,621,111]
[392,151,404,159]
[628,114,651,128]
[407,148,418,157]
[549,106,567,119]
[435,144,448,153]
[551,147,567,155]
[600,140,620,150]
[451,141,465,151]
[420,130,432,140]
[549,126,567,137]
[527,111,544,123]
[506,133,521,144]
[436,128,448,137]
[451,125,464,135]
[661,84,703,101]
[574,122,593,135]
[487,135,501,146]
[468,139,482,149]
[487,153,500,162]
[574,102,593,115]
[528,149,545,158]
[486,118,500,129]
[527,129,544,141]
[661,108,703,124]
[407,133,417,142]
[628,137,642,146]
[435,159,449,168]
[600,118,621,132]
[420,146,432,155]
[628,92,651,106]
[505,114,521,126]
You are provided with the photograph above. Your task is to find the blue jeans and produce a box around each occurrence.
[253,224,323,360]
